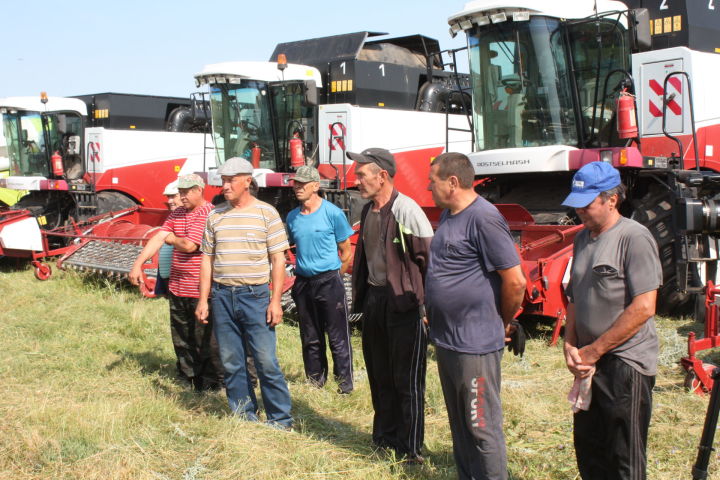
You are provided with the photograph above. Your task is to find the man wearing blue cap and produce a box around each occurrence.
[562,161,662,479]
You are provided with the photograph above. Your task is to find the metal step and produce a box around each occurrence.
[62,240,156,277]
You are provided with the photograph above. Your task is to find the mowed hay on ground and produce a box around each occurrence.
[0,261,718,479]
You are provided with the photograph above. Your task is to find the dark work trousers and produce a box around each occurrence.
[291,270,354,393]
[168,293,224,391]
[361,285,427,458]
[574,354,655,480]
[436,346,507,480]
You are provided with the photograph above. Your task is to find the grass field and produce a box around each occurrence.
[1,260,719,479]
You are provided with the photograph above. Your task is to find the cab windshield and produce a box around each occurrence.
[466,15,629,151]
[2,110,83,177]
[209,80,316,171]
[3,111,49,176]
[467,16,578,150]
[210,81,275,168]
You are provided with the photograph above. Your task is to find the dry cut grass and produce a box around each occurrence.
[0,259,718,479]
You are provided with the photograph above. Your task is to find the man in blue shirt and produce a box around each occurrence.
[426,153,526,480]
[287,166,355,394]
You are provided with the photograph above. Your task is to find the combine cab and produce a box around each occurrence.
[448,0,720,373]
[0,93,214,282]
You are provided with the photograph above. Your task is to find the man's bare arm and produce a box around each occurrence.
[267,251,286,327]
[164,233,199,253]
[195,254,213,324]
[128,230,171,285]
[337,238,352,274]
[496,265,526,328]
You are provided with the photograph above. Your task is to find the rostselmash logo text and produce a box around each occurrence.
[475,159,530,168]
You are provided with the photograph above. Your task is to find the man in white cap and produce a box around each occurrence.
[562,161,662,479]
[196,157,293,429]
[129,173,224,391]
[155,180,181,296]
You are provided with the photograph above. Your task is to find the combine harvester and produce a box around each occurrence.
[0,93,215,288]
[0,32,473,296]
[447,0,720,389]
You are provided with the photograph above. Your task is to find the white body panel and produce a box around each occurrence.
[0,216,43,251]
[317,104,472,162]
[83,127,215,174]
[467,145,577,176]
[633,47,720,137]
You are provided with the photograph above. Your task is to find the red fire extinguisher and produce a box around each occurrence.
[51,151,64,177]
[289,132,305,169]
[616,89,638,139]
[251,143,261,169]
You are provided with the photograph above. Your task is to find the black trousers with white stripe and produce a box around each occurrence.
[574,354,655,480]
[361,285,427,457]
[292,270,354,393]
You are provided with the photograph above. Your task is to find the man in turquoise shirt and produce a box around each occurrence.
[286,166,354,394]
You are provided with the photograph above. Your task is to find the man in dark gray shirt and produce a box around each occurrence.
[426,153,526,480]
[562,161,662,480]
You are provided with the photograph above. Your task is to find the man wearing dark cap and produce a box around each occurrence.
[562,161,662,479]
[196,156,293,429]
[348,147,433,463]
[287,165,355,394]
[129,173,224,391]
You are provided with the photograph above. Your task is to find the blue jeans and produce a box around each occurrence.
[211,282,293,427]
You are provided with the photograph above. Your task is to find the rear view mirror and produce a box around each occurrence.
[304,80,318,107]
[629,9,651,52]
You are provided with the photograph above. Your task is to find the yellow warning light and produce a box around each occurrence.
[140,198,145,203]
[38,216,47,226]
[377,102,385,107]
[40,91,48,104]
[619,148,628,165]
[129,125,136,129]
[174,165,181,172]
[277,53,288,71]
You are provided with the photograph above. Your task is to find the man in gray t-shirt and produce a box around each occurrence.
[562,161,662,480]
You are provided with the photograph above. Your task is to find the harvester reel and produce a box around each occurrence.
[32,261,52,281]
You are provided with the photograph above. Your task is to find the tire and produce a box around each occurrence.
[630,183,692,315]
[96,191,137,215]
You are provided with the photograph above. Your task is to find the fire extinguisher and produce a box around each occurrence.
[251,143,261,169]
[289,132,305,169]
[616,89,638,139]
[51,151,64,177]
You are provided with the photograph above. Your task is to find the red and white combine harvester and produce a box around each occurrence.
[0,92,216,285]
[448,0,720,390]
[0,33,472,294]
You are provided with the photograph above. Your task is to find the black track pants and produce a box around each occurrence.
[361,285,427,457]
[292,270,354,393]
[574,354,655,480]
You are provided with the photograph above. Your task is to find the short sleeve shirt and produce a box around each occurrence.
[159,202,213,298]
[425,196,521,354]
[286,199,354,277]
[201,200,289,285]
[567,216,662,375]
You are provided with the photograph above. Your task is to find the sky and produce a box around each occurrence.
[1,0,470,99]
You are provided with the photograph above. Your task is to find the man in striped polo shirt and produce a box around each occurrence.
[129,174,223,392]
[196,157,293,429]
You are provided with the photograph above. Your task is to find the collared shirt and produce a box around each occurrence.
[160,202,213,298]
[201,200,289,285]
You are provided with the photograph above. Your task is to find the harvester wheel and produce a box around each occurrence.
[34,263,52,281]
[96,191,137,214]
[684,370,701,393]
[631,184,693,315]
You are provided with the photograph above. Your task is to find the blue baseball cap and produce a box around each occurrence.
[562,162,621,208]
